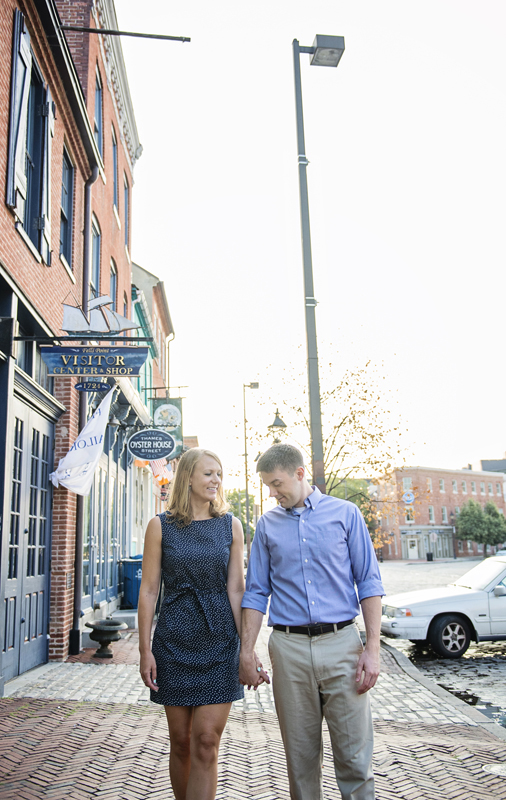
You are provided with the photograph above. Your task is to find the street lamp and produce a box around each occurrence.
[243,382,259,560]
[268,409,287,444]
[293,34,345,494]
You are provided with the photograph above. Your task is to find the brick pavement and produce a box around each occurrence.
[2,622,506,799]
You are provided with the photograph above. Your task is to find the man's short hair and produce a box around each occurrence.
[256,444,304,475]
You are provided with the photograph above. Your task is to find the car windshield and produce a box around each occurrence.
[452,559,506,591]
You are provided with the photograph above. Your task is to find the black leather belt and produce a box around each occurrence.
[273,619,354,637]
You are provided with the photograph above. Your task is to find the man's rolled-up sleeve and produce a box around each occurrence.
[241,519,271,614]
[348,505,385,601]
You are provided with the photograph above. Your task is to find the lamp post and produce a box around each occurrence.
[293,34,345,494]
[449,511,457,559]
[243,382,259,560]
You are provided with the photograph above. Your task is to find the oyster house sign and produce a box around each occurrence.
[40,346,149,377]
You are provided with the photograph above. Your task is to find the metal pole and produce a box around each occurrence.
[292,40,326,494]
[243,384,251,559]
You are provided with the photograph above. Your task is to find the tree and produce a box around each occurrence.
[263,358,408,548]
[225,489,255,541]
[484,502,506,554]
[454,499,506,557]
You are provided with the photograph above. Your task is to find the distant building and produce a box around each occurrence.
[375,466,506,560]
[480,459,506,474]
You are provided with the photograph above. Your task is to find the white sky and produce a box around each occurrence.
[116,0,506,490]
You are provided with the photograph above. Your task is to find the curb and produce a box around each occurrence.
[380,638,506,742]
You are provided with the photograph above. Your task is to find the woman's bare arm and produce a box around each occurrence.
[138,515,162,691]
[227,516,246,636]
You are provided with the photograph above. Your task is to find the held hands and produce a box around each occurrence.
[355,644,380,694]
[239,651,270,690]
[140,651,158,692]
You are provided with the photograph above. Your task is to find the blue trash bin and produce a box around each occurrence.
[122,556,143,609]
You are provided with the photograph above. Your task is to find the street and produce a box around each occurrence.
[380,559,506,727]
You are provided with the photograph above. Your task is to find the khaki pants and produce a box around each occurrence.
[268,624,375,800]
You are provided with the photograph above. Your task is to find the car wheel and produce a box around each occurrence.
[429,615,471,658]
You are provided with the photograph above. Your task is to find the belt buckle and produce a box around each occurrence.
[308,625,322,637]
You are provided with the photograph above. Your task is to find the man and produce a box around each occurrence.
[240,444,384,800]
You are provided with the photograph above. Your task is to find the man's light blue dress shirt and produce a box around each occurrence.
[241,487,384,626]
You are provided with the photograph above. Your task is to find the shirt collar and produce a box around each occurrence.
[287,486,323,514]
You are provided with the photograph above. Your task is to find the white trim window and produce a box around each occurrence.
[405,507,414,523]
[471,481,476,494]
[462,481,467,494]
[439,479,445,492]
[427,478,432,492]
[480,482,486,494]
[7,10,54,264]
[441,506,448,523]
[402,477,412,491]
[428,506,435,523]
[452,480,458,493]
[496,483,502,495]
[488,483,493,495]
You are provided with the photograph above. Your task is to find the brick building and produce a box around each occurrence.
[376,466,506,561]
[0,0,170,689]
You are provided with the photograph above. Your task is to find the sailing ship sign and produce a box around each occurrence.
[62,294,139,336]
[40,295,149,377]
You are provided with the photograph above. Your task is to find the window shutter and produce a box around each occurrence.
[6,9,32,217]
[40,85,55,265]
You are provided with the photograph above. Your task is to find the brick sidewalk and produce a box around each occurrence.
[1,698,506,799]
[2,626,506,798]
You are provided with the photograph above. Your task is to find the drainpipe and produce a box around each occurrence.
[69,165,99,655]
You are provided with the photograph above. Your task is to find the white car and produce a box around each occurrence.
[381,556,506,658]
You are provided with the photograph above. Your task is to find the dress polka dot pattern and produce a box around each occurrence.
[150,511,244,707]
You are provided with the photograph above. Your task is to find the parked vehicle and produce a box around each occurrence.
[381,556,506,658]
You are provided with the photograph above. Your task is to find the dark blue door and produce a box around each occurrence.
[2,398,53,680]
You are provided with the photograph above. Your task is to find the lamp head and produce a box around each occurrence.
[310,35,345,68]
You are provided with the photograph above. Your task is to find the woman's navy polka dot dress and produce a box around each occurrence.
[150,511,244,707]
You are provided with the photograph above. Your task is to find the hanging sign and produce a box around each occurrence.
[127,428,176,460]
[49,387,115,495]
[40,346,149,377]
[152,397,183,459]
[75,381,110,392]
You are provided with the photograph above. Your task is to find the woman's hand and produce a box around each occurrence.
[140,651,158,691]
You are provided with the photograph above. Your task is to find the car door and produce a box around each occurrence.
[488,569,506,635]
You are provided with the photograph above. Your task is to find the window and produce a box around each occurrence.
[477,542,483,553]
[123,292,128,319]
[458,540,463,553]
[60,148,73,265]
[471,481,476,494]
[428,506,435,523]
[112,127,118,209]
[405,507,414,522]
[94,71,103,156]
[91,218,101,296]
[480,482,485,494]
[427,478,432,492]
[462,481,467,494]
[452,480,457,493]
[439,479,445,492]
[497,483,502,495]
[488,483,493,495]
[467,540,473,551]
[455,506,460,515]
[441,506,448,523]
[124,174,129,248]
[6,11,54,264]
[110,261,117,311]
[402,477,412,491]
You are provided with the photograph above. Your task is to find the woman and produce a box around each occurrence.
[139,448,245,800]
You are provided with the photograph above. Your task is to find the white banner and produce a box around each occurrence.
[49,387,115,496]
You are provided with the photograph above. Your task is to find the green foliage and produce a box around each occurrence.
[226,488,255,541]
[455,499,506,556]
[329,478,379,540]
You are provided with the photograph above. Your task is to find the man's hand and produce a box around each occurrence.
[355,645,380,694]
[239,651,270,690]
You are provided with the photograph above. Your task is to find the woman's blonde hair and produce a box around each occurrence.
[166,448,229,527]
